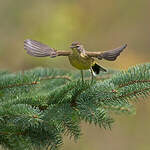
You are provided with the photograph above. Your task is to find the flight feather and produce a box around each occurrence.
[86,44,127,61]
[24,39,57,58]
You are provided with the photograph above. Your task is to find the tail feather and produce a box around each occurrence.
[92,63,107,74]
[24,39,57,58]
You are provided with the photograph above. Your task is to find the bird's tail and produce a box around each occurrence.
[91,63,107,74]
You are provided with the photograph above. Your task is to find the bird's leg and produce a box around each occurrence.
[81,70,84,82]
[90,68,94,82]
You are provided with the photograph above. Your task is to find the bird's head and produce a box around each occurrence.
[70,41,84,53]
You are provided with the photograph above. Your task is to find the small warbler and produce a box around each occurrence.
[24,39,127,81]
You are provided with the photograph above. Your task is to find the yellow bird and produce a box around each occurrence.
[24,39,127,81]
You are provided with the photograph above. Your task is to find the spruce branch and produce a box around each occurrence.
[0,63,150,150]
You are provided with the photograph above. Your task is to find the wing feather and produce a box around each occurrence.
[24,39,71,57]
[86,44,127,61]
[24,39,57,58]
[99,44,127,61]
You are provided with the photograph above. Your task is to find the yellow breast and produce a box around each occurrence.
[68,51,94,70]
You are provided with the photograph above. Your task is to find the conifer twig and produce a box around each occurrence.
[0,64,150,150]
[0,75,71,90]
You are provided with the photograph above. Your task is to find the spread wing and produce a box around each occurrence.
[24,39,71,58]
[86,44,127,61]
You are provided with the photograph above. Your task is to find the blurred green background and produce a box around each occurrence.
[0,0,150,150]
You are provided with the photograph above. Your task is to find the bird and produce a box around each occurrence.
[24,39,127,81]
